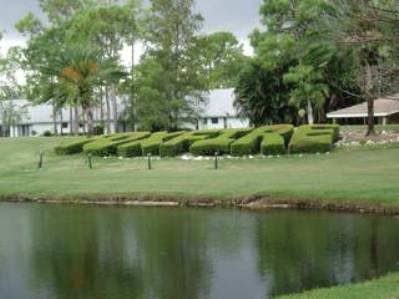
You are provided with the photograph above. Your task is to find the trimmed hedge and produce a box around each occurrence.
[289,125,339,154]
[142,131,184,156]
[54,138,97,155]
[231,124,293,156]
[54,124,340,157]
[190,128,251,156]
[117,132,185,157]
[160,130,219,157]
[83,132,151,156]
[261,133,286,155]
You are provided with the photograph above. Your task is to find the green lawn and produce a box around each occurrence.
[277,273,399,299]
[0,137,399,207]
[2,137,399,298]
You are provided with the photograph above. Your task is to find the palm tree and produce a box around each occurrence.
[44,45,126,135]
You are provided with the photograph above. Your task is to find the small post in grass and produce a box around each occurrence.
[147,153,152,170]
[214,152,219,170]
[38,151,43,169]
[87,153,93,169]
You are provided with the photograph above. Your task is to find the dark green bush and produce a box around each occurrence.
[42,130,53,137]
[190,128,251,156]
[231,125,293,156]
[54,138,96,155]
[289,125,336,154]
[261,133,286,155]
[160,130,219,157]
[83,132,151,156]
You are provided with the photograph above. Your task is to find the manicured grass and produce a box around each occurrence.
[2,137,399,298]
[0,137,399,207]
[277,273,399,299]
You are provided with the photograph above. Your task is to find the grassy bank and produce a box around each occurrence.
[278,273,399,299]
[1,137,399,210]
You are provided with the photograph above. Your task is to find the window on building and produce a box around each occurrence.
[203,118,208,125]
[62,122,68,129]
[79,123,84,128]
[211,118,219,124]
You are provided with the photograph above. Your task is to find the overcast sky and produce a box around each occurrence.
[0,0,264,55]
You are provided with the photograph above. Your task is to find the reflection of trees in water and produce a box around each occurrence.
[28,206,145,299]
[27,207,214,299]
[254,212,399,298]
[130,208,213,299]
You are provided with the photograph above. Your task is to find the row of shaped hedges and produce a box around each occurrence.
[117,132,184,157]
[160,130,220,157]
[230,124,294,156]
[83,132,151,156]
[288,125,339,154]
[55,124,340,157]
[190,128,251,156]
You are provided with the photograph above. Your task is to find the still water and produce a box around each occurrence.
[0,203,399,299]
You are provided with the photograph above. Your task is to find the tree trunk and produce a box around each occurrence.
[105,86,112,134]
[131,42,136,131]
[100,86,104,126]
[69,106,73,135]
[307,100,314,125]
[365,63,375,136]
[366,96,375,136]
[110,87,118,133]
[86,106,94,136]
[73,106,80,136]
[60,110,63,136]
[52,103,58,135]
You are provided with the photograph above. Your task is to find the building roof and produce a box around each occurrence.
[201,88,239,118]
[327,94,399,118]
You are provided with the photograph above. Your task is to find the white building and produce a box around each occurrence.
[2,89,250,137]
[195,88,250,130]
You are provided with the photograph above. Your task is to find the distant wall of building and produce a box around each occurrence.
[198,117,250,130]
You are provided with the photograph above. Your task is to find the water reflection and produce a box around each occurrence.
[0,204,398,299]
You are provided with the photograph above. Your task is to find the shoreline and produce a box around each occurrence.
[2,194,399,216]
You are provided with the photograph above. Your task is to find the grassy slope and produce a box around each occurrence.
[0,137,399,206]
[2,137,399,298]
[277,273,399,299]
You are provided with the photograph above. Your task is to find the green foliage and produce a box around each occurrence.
[142,131,184,156]
[192,32,246,89]
[231,125,293,156]
[160,130,219,157]
[261,133,286,155]
[118,131,186,157]
[190,128,251,156]
[289,124,339,154]
[234,58,295,126]
[83,132,150,156]
[54,138,96,155]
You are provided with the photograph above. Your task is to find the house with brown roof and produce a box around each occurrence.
[327,94,399,125]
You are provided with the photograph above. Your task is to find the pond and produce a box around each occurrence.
[0,203,399,299]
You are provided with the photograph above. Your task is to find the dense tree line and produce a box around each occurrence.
[1,0,399,136]
[235,0,399,135]
[0,0,245,135]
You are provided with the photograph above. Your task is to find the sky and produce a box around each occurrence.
[0,0,264,56]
